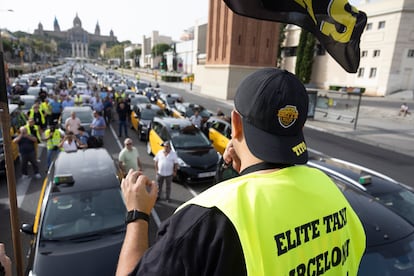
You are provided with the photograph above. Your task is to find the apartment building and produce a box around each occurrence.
[281,0,414,96]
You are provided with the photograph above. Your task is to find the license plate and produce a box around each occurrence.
[198,171,216,178]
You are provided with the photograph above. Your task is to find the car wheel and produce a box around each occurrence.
[146,142,152,156]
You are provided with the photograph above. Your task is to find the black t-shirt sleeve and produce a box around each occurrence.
[131,205,247,276]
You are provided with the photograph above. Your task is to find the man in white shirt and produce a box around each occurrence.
[189,109,202,128]
[154,141,179,202]
[65,111,81,135]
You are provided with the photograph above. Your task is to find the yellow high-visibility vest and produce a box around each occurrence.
[44,129,61,149]
[29,108,46,125]
[179,166,366,276]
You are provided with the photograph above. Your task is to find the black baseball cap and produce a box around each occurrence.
[234,68,308,164]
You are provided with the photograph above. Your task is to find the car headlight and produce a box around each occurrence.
[177,157,190,168]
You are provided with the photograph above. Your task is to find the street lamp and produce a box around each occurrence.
[0,9,14,53]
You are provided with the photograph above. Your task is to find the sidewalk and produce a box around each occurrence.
[133,69,414,158]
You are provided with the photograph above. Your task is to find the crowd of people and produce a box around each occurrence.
[7,73,139,178]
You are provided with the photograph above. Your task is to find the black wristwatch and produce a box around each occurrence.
[125,210,150,224]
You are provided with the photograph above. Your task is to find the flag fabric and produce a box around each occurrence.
[223,0,367,73]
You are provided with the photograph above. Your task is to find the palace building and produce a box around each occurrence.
[34,13,117,59]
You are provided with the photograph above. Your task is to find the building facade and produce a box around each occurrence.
[195,0,280,100]
[281,0,414,96]
[140,31,172,69]
[34,14,117,59]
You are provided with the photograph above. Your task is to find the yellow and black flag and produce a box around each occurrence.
[223,0,367,73]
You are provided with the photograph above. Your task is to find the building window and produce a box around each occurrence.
[361,50,368,57]
[282,47,297,57]
[358,68,365,78]
[369,68,377,78]
[378,21,386,29]
[366,23,373,30]
[373,50,381,57]
[408,49,414,57]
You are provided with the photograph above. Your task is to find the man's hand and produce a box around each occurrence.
[121,170,158,214]
[223,140,241,173]
[0,244,12,276]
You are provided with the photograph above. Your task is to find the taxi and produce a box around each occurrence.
[202,116,231,155]
[0,104,27,173]
[59,106,94,134]
[156,92,183,115]
[147,117,220,184]
[130,103,167,141]
[20,148,126,276]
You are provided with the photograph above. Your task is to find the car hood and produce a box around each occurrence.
[176,148,218,169]
[32,233,124,276]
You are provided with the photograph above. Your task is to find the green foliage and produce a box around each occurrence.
[129,49,141,59]
[295,29,315,84]
[151,43,171,57]
[106,44,124,59]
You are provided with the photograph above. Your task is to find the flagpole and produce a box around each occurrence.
[0,51,24,276]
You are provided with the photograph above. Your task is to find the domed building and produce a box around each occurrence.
[34,13,117,59]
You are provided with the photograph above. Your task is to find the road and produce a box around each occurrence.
[1,77,413,273]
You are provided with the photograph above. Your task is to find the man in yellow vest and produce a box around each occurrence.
[25,118,42,160]
[28,103,46,131]
[116,68,366,276]
[43,124,63,168]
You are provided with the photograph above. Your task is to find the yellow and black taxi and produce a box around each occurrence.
[129,94,151,106]
[202,116,231,155]
[0,104,27,173]
[173,102,213,125]
[147,117,220,184]
[20,148,127,276]
[156,92,183,115]
[130,103,167,141]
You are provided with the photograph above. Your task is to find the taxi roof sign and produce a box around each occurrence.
[54,174,75,185]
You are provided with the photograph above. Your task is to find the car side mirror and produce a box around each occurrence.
[20,223,34,235]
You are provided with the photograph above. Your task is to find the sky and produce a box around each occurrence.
[0,0,209,43]
[1,0,370,43]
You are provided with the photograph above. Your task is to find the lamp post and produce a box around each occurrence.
[0,8,24,276]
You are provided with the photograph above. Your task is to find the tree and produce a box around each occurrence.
[295,29,316,84]
[151,43,170,57]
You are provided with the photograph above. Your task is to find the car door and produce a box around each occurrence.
[148,121,164,155]
[209,121,230,154]
[130,105,140,131]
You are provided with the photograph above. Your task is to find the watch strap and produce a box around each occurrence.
[126,209,150,224]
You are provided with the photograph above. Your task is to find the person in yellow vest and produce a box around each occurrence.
[25,118,42,160]
[116,68,366,276]
[74,93,83,106]
[28,103,47,131]
[40,98,52,126]
[43,124,63,168]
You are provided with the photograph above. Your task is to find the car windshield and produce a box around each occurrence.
[62,110,93,123]
[19,98,36,110]
[374,189,414,226]
[40,188,126,240]
[130,97,150,105]
[137,82,149,90]
[170,126,211,148]
[141,109,165,120]
[359,232,414,275]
